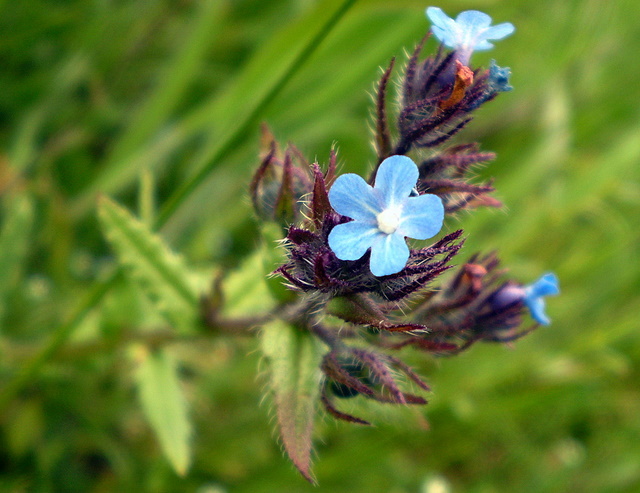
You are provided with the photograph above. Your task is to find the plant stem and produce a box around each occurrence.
[5,316,268,363]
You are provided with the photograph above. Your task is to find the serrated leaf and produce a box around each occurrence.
[259,222,295,303]
[222,246,277,318]
[134,347,192,476]
[98,196,199,331]
[0,193,34,326]
[260,320,324,483]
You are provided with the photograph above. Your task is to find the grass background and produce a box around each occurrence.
[1,0,639,491]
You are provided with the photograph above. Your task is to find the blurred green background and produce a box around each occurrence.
[1,0,639,491]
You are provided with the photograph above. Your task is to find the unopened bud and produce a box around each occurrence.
[249,125,312,224]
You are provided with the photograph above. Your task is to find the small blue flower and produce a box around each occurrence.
[328,155,444,277]
[524,273,560,325]
[426,7,515,66]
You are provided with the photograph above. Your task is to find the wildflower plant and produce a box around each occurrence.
[73,3,558,484]
[205,5,559,482]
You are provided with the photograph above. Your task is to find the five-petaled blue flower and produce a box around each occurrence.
[328,155,444,277]
[524,273,560,326]
[426,7,515,66]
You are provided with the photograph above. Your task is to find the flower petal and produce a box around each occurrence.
[523,273,559,325]
[374,155,419,209]
[472,40,494,51]
[328,221,381,261]
[526,273,560,298]
[427,8,514,56]
[524,296,550,326]
[455,11,493,50]
[369,232,409,277]
[329,173,381,222]
[481,22,515,41]
[426,7,459,46]
[397,193,444,240]
[430,24,448,43]
[456,10,492,30]
[426,7,452,28]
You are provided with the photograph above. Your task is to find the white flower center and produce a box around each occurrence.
[376,208,401,234]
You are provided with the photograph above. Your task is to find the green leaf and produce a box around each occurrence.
[222,247,277,319]
[259,222,295,304]
[138,167,156,226]
[98,196,199,331]
[260,320,324,483]
[134,347,192,476]
[0,193,34,326]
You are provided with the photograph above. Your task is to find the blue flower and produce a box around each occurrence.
[524,273,560,325]
[426,7,515,66]
[328,155,444,277]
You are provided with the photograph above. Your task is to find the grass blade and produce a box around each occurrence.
[0,193,34,327]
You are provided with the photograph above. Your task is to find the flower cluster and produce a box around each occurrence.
[241,4,558,448]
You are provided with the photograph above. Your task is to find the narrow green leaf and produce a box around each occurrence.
[98,196,199,331]
[138,167,156,226]
[0,193,35,326]
[9,56,89,173]
[134,347,192,476]
[260,320,324,483]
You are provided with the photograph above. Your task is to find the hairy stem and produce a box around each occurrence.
[4,316,265,364]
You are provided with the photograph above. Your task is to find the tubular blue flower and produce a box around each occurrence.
[524,273,560,325]
[426,7,515,66]
[328,155,444,277]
